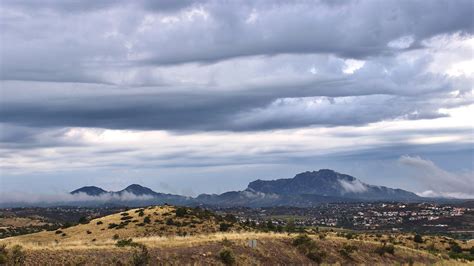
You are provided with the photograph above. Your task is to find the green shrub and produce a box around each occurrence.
[78,217,89,224]
[414,234,423,243]
[375,244,395,256]
[224,214,237,223]
[55,230,63,234]
[108,223,119,229]
[221,237,232,247]
[175,207,188,217]
[219,248,235,265]
[0,244,7,264]
[143,216,151,224]
[9,245,26,265]
[115,238,140,248]
[96,221,103,225]
[292,234,312,246]
[219,223,232,232]
[131,246,150,266]
[450,242,462,254]
[292,234,326,263]
[340,244,358,259]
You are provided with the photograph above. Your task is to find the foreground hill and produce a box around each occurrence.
[3,205,241,244]
[1,205,472,265]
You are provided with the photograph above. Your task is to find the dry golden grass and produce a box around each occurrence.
[0,205,245,249]
[1,205,472,265]
[0,217,48,228]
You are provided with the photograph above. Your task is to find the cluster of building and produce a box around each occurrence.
[227,202,470,232]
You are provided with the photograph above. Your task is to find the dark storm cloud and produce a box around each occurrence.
[1,0,472,82]
[0,0,472,132]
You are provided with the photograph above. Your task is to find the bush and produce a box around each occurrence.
[55,230,63,234]
[143,216,151,224]
[224,214,237,223]
[414,234,423,243]
[345,233,355,240]
[219,248,235,265]
[219,223,232,232]
[113,234,120,240]
[9,245,26,265]
[175,207,188,217]
[108,223,120,229]
[0,244,7,264]
[292,234,312,246]
[340,244,358,259]
[78,217,89,224]
[221,237,232,247]
[375,244,395,256]
[166,218,175,226]
[115,238,140,248]
[292,234,326,263]
[450,242,462,254]
[121,216,133,221]
[449,252,474,261]
[96,221,103,225]
[131,246,150,266]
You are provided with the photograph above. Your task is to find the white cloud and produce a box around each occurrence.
[399,155,474,199]
[0,191,154,204]
[338,179,368,193]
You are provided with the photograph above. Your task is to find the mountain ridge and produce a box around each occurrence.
[69,169,422,207]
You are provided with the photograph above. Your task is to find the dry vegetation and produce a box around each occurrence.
[1,205,473,265]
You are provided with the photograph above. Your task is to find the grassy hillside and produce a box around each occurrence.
[1,205,473,265]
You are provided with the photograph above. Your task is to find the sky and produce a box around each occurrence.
[0,0,473,202]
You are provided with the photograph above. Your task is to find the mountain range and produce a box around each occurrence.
[70,169,422,207]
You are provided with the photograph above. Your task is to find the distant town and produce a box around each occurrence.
[219,202,474,239]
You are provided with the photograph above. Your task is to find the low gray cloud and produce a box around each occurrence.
[338,179,368,193]
[0,191,154,205]
[399,155,474,199]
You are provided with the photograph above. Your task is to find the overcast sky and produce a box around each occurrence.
[0,0,473,201]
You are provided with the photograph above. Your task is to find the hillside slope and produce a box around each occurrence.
[1,205,472,265]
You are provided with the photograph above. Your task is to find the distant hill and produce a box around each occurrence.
[196,169,420,207]
[70,184,189,206]
[70,169,422,207]
[71,186,107,196]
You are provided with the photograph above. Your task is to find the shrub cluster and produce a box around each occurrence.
[339,244,358,259]
[219,248,236,265]
[292,234,326,263]
[0,244,26,265]
[374,243,395,256]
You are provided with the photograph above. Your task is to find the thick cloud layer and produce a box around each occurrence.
[0,0,472,198]
[0,0,473,131]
